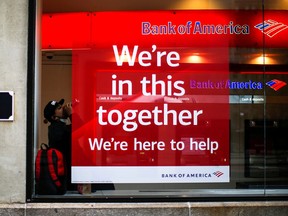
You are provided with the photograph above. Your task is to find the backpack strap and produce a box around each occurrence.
[47,149,62,187]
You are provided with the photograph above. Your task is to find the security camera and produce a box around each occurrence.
[45,52,54,60]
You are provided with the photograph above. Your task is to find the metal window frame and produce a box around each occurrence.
[26,0,288,203]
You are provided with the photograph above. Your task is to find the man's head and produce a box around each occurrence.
[44,99,65,122]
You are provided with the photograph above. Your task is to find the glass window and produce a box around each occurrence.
[27,0,288,201]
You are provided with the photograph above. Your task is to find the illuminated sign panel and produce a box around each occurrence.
[42,12,91,49]
[42,10,288,49]
[71,11,230,183]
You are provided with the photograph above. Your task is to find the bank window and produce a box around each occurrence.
[27,0,288,201]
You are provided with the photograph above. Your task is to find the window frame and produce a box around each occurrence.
[26,0,288,202]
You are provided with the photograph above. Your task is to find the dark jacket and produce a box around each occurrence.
[48,120,71,156]
[48,119,73,190]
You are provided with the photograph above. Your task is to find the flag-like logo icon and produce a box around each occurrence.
[266,79,287,91]
[254,20,288,38]
[213,171,224,177]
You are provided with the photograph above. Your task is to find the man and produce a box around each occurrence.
[44,99,75,191]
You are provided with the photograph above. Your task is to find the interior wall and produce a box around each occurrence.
[40,54,72,145]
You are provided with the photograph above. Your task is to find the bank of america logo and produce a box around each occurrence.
[213,171,224,177]
[254,20,288,38]
[266,79,287,91]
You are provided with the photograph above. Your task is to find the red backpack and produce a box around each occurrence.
[35,143,66,195]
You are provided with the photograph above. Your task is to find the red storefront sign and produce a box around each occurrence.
[70,11,230,183]
[42,10,288,49]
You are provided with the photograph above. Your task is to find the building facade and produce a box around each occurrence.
[0,0,288,215]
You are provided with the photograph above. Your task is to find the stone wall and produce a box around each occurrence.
[0,0,28,204]
[0,202,288,216]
